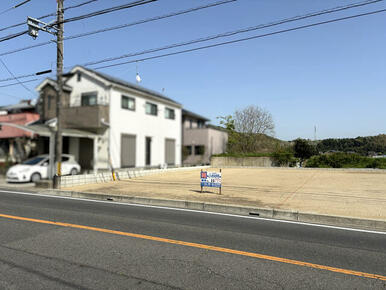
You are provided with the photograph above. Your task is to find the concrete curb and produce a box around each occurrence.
[40,189,386,232]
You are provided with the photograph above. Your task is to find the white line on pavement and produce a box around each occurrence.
[0,189,385,235]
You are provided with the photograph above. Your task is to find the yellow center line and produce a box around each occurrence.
[1,213,385,281]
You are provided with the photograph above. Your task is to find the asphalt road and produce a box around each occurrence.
[0,189,385,289]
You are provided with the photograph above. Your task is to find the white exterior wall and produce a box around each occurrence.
[66,73,109,106]
[96,130,109,170]
[109,87,182,168]
[64,67,181,169]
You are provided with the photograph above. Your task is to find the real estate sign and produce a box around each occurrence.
[200,171,222,189]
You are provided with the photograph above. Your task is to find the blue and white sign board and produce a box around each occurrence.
[200,171,222,188]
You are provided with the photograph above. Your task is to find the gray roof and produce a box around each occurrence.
[0,101,35,112]
[182,109,210,122]
[79,66,181,106]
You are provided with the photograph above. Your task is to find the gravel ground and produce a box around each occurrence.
[64,167,386,220]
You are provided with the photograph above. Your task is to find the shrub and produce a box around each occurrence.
[305,153,386,169]
[271,146,297,167]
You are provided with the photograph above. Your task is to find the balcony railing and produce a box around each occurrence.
[62,105,109,130]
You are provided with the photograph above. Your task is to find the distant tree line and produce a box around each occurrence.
[316,135,386,156]
[217,105,385,169]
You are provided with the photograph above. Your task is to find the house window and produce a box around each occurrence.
[145,102,157,116]
[81,92,97,106]
[184,146,192,155]
[194,145,205,155]
[121,95,135,111]
[165,108,175,120]
[77,72,81,82]
[189,119,192,129]
[197,121,205,128]
[47,95,53,110]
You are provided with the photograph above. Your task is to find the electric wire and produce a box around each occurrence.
[0,0,100,34]
[0,0,236,58]
[0,58,36,94]
[0,92,23,100]
[60,0,158,25]
[90,8,386,70]
[0,78,39,88]
[78,2,386,68]
[0,0,380,49]
[0,30,28,43]
[0,0,31,16]
[0,0,157,44]
[0,6,385,86]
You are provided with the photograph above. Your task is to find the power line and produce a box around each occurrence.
[0,0,158,44]
[90,8,386,70]
[0,79,39,88]
[0,70,52,83]
[60,0,158,25]
[0,91,23,100]
[14,0,32,9]
[0,30,28,43]
[0,0,100,34]
[69,5,386,67]
[0,7,385,86]
[0,58,35,95]
[0,0,32,16]
[0,0,236,58]
[64,0,100,11]
[0,0,380,55]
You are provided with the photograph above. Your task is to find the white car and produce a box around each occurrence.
[6,154,81,183]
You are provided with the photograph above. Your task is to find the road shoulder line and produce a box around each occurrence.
[0,188,385,234]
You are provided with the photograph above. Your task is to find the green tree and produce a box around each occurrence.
[218,115,238,153]
[293,138,318,166]
[271,145,296,167]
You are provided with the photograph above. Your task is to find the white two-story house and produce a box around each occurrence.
[36,66,182,172]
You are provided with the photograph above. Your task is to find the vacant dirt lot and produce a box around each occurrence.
[65,168,386,220]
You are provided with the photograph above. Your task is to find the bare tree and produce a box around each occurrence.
[234,105,275,136]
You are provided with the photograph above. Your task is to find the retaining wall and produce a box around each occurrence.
[211,156,273,167]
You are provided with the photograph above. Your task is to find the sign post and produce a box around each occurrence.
[200,169,222,195]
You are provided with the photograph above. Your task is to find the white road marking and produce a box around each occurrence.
[0,189,385,235]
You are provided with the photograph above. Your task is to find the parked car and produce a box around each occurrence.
[6,154,81,183]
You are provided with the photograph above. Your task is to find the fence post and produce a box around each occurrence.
[219,168,222,195]
[200,169,203,193]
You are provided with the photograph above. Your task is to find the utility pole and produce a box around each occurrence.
[55,0,64,182]
[27,0,63,187]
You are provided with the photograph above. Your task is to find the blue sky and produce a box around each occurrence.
[0,0,385,140]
